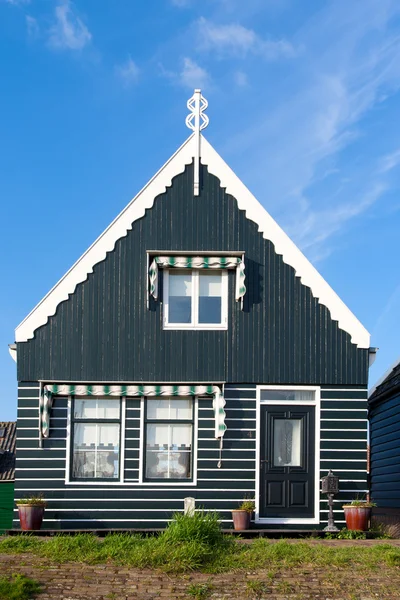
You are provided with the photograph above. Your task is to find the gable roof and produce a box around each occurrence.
[0,421,16,482]
[369,356,400,403]
[15,134,370,349]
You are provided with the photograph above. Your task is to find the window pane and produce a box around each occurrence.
[273,419,302,467]
[72,423,120,479]
[199,272,222,324]
[74,398,119,419]
[146,423,192,479]
[168,272,192,323]
[260,390,315,402]
[147,397,193,420]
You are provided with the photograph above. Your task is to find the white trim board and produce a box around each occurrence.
[255,385,321,525]
[15,134,369,348]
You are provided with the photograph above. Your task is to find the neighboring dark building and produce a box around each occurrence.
[369,357,400,529]
[0,422,16,532]
[11,91,372,530]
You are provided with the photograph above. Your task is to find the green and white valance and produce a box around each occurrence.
[41,384,226,439]
[149,256,246,301]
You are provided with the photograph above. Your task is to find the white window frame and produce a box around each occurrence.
[65,396,126,486]
[138,396,199,486]
[163,269,228,330]
[255,385,321,525]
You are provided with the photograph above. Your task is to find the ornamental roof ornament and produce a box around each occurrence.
[186,89,209,196]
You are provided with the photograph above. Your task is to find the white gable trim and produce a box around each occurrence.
[15,133,370,348]
[201,137,370,349]
[15,135,196,342]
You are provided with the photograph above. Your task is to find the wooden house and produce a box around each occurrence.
[0,422,16,532]
[369,357,400,530]
[11,91,373,530]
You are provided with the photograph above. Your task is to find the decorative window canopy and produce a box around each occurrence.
[41,384,226,440]
[149,256,246,302]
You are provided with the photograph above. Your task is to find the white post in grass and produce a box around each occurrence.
[184,497,196,516]
[185,89,209,196]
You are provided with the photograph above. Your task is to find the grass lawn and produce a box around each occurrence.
[0,530,400,573]
[1,514,400,598]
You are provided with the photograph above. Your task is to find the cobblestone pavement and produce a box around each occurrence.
[1,545,400,600]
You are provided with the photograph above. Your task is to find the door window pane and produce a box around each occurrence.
[198,272,222,324]
[273,419,302,467]
[168,272,192,323]
[72,423,120,479]
[146,423,192,479]
[261,390,315,402]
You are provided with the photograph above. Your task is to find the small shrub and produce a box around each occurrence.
[238,500,256,513]
[187,582,213,599]
[15,494,46,507]
[162,510,223,547]
[336,528,366,540]
[0,574,41,600]
[246,579,268,598]
[342,497,376,508]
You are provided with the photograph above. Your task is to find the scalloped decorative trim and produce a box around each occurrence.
[15,135,196,342]
[15,133,370,348]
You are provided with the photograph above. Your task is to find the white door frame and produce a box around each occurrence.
[255,385,321,525]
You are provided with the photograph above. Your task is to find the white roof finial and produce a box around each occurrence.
[186,89,209,196]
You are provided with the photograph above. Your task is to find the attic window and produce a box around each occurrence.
[0,427,5,438]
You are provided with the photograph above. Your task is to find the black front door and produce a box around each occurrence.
[260,405,315,518]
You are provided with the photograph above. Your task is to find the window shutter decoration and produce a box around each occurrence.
[149,256,246,301]
[41,384,226,439]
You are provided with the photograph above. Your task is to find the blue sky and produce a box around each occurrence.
[1,0,400,421]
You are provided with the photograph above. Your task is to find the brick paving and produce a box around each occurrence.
[1,543,400,599]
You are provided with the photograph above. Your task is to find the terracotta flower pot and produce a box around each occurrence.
[17,504,45,531]
[231,510,251,530]
[343,506,372,531]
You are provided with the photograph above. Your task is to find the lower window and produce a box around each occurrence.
[71,398,121,480]
[145,397,194,480]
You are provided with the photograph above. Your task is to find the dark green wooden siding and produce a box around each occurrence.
[17,162,368,385]
[0,482,14,533]
[14,383,367,529]
[369,392,400,508]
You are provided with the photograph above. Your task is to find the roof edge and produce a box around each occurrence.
[201,137,370,349]
[15,135,196,342]
[369,355,400,399]
[16,133,370,348]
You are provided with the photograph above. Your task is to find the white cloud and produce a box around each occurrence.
[286,183,387,262]
[373,282,400,335]
[197,17,297,60]
[234,70,248,87]
[26,15,39,39]
[48,1,92,51]
[379,148,400,174]
[2,0,30,5]
[115,57,140,86]
[221,0,400,261]
[180,57,210,89]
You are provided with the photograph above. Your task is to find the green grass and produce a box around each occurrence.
[186,582,214,599]
[0,574,41,600]
[1,513,400,574]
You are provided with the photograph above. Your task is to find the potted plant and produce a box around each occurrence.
[16,494,46,531]
[342,499,376,531]
[231,499,255,531]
